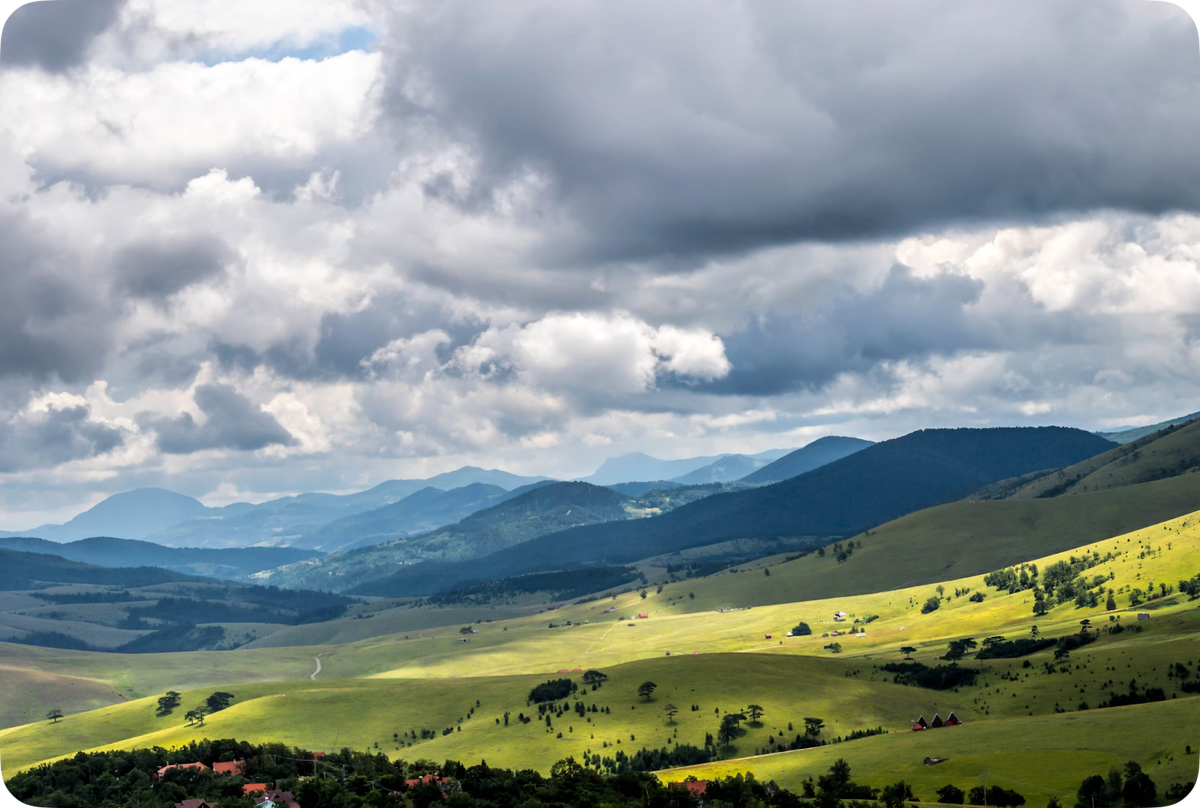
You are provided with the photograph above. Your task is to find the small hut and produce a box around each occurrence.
[930,713,944,728]
[943,711,961,727]
[911,716,929,731]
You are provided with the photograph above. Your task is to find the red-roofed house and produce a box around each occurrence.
[944,711,962,727]
[557,668,569,673]
[157,762,211,780]
[243,784,269,796]
[638,612,649,618]
[213,760,245,777]
[405,773,449,789]
[911,716,929,731]
[174,800,218,808]
[254,791,299,808]
[571,668,583,672]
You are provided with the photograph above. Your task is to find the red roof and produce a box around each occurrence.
[639,612,648,618]
[175,800,218,808]
[243,785,269,796]
[255,791,299,808]
[679,781,709,796]
[571,668,583,672]
[944,711,962,726]
[557,668,569,673]
[912,716,929,731]
[157,762,210,779]
[213,760,244,776]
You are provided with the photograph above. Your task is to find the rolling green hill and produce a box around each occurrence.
[0,549,198,591]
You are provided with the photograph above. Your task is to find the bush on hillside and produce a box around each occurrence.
[791,621,812,636]
[528,678,577,703]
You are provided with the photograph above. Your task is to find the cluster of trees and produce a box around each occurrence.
[6,738,810,808]
[1075,761,1161,807]
[1179,573,1200,599]
[1094,679,1167,710]
[935,784,1025,806]
[878,662,978,690]
[984,553,1120,615]
[791,621,813,636]
[528,679,577,703]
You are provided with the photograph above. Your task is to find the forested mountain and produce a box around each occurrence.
[0,548,198,590]
[263,482,635,591]
[354,426,1115,597]
[669,455,762,484]
[740,436,875,483]
[0,537,318,580]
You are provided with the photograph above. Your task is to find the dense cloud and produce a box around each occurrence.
[0,0,123,72]
[139,383,297,454]
[2,0,1200,526]
[0,401,124,473]
[382,0,1200,263]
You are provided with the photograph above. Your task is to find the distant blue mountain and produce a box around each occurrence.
[739,436,875,483]
[0,488,212,542]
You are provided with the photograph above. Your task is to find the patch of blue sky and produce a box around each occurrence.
[196,26,376,66]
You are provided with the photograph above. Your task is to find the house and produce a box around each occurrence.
[912,716,929,731]
[1138,613,1150,621]
[254,790,300,808]
[156,762,211,780]
[405,773,450,790]
[639,612,649,619]
[833,611,847,622]
[765,633,772,639]
[672,779,710,805]
[572,668,583,672]
[930,713,944,728]
[558,669,570,673]
[175,800,218,808]
[213,760,245,777]
[944,711,962,727]
[243,785,269,796]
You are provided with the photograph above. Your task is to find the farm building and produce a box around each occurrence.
[213,760,245,777]
[156,762,210,780]
[639,612,649,618]
[931,713,944,728]
[944,711,961,726]
[912,716,929,731]
[1138,613,1150,620]
[254,790,300,808]
[765,633,772,639]
[243,785,268,796]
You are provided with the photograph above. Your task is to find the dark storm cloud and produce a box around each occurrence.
[384,0,1200,263]
[703,265,1097,396]
[0,0,125,72]
[138,383,296,454]
[112,234,233,299]
[0,405,124,472]
[0,213,112,383]
[210,297,487,381]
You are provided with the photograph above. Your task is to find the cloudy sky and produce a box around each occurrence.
[1,0,1200,527]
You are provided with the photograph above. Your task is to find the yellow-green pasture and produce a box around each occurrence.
[662,698,1200,804]
[0,654,932,775]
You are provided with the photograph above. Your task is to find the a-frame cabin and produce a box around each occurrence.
[943,711,961,726]
[912,716,929,731]
[930,713,945,728]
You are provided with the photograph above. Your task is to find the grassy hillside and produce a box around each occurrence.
[1097,411,1200,444]
[740,436,874,484]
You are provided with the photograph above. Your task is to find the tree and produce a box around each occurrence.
[936,585,945,598]
[803,717,825,738]
[746,704,764,724]
[665,704,679,724]
[1106,590,1117,610]
[1122,761,1157,807]
[921,597,941,614]
[157,691,181,716]
[45,709,63,724]
[637,681,657,701]
[792,621,813,636]
[936,785,965,804]
[717,714,740,748]
[206,692,235,713]
[1080,618,1091,632]
[1054,648,1070,663]
[582,670,607,685]
[899,646,917,659]
[881,781,916,808]
[1030,625,1040,640]
[764,568,770,577]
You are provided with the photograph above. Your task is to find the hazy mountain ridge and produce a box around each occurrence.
[352,426,1117,597]
[0,537,320,580]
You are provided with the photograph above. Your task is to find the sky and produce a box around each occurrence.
[1,0,1200,527]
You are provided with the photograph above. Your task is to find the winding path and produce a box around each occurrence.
[310,654,323,680]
